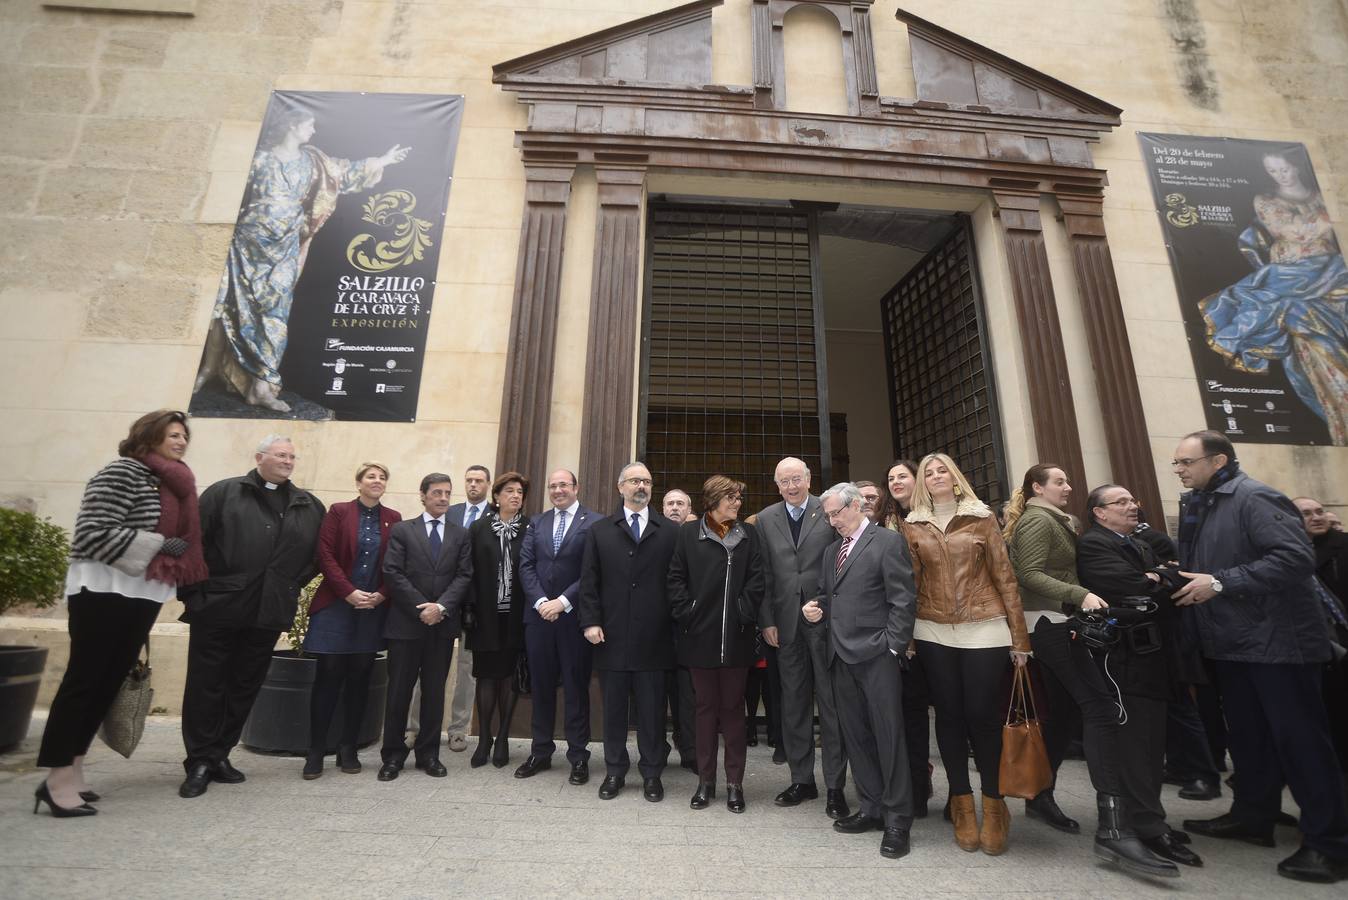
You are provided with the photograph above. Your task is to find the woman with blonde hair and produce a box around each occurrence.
[304,461,402,779]
[903,452,1030,855]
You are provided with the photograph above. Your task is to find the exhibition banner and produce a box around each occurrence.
[1138,133,1347,446]
[190,90,463,422]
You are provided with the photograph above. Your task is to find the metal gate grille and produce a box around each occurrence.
[640,203,827,511]
[881,219,1007,507]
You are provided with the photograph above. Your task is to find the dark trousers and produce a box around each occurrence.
[777,623,848,790]
[1031,654,1080,783]
[1217,660,1348,858]
[901,653,931,793]
[917,640,1008,797]
[524,615,592,764]
[308,652,377,753]
[667,665,696,759]
[381,636,450,764]
[1028,620,1123,795]
[601,669,669,779]
[1195,663,1228,770]
[744,654,781,745]
[1119,694,1169,838]
[181,621,280,767]
[690,666,748,784]
[1165,690,1219,784]
[38,590,161,768]
[832,652,912,828]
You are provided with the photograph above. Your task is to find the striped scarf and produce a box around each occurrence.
[1177,459,1240,567]
[491,512,523,612]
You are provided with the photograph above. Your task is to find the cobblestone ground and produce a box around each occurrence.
[0,713,1340,898]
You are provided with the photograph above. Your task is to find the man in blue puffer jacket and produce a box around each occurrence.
[1170,429,1348,883]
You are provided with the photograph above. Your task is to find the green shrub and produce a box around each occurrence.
[0,507,70,615]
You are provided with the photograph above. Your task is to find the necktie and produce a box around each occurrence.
[630,512,642,541]
[553,509,567,553]
[428,519,442,560]
[835,535,853,575]
[466,505,479,527]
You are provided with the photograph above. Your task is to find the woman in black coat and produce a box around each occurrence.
[668,474,766,813]
[464,472,530,769]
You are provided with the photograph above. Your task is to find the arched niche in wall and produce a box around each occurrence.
[753,0,880,115]
[782,3,849,116]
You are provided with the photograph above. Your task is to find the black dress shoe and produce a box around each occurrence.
[690,782,715,809]
[1169,829,1191,845]
[302,752,324,780]
[1277,845,1348,883]
[470,738,492,769]
[833,811,883,834]
[1276,811,1299,828]
[179,763,211,799]
[772,747,787,765]
[643,777,664,802]
[726,783,746,813]
[1026,790,1080,833]
[79,790,100,803]
[514,755,552,779]
[376,762,401,782]
[1142,832,1204,867]
[421,758,447,777]
[826,789,850,820]
[336,745,361,775]
[880,826,911,859]
[598,775,624,800]
[1183,813,1275,847]
[746,729,758,747]
[491,741,510,769]
[774,783,819,807]
[569,761,589,785]
[1178,778,1221,801]
[211,759,246,784]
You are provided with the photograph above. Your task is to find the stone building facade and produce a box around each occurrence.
[2,0,1345,534]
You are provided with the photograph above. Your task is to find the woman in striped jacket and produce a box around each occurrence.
[34,410,208,817]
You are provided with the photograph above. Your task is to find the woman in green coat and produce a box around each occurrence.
[1003,464,1106,834]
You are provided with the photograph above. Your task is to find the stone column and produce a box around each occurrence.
[993,191,1088,518]
[495,164,575,514]
[577,168,646,512]
[1057,195,1165,522]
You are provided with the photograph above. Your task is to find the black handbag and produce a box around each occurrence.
[513,651,531,696]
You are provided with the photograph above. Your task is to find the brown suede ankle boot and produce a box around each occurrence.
[950,792,980,851]
[980,794,1010,855]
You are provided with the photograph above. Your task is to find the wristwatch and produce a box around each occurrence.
[1210,578,1223,594]
[436,602,448,614]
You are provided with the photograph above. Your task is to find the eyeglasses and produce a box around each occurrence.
[546,482,575,490]
[1171,455,1214,468]
[822,506,850,520]
[623,477,652,487]
[776,475,806,487]
[1097,497,1139,509]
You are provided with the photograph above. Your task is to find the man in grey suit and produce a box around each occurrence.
[757,457,849,819]
[804,482,917,859]
[442,464,492,752]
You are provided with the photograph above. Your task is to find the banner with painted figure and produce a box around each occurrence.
[190,91,463,422]
[1139,133,1348,446]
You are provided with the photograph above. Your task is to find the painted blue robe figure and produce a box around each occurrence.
[1200,152,1348,444]
[193,111,409,412]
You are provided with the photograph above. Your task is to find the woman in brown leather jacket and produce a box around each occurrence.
[902,453,1030,857]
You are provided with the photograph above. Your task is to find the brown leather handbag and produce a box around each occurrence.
[998,664,1052,799]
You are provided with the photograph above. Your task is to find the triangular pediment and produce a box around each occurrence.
[493,0,719,85]
[897,8,1121,118]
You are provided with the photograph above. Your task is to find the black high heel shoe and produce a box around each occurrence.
[34,782,97,818]
[80,790,100,803]
[470,737,492,769]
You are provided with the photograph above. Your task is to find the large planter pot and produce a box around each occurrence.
[0,645,49,751]
[241,650,387,754]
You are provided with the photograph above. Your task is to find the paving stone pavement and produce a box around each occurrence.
[0,712,1340,899]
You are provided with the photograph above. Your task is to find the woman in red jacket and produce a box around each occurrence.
[302,462,402,779]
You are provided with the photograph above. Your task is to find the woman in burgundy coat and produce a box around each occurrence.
[302,461,402,779]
